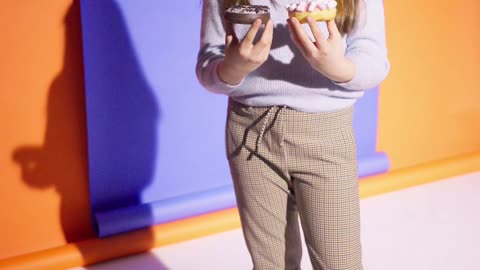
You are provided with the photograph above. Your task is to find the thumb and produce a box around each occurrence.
[226,34,234,49]
[225,22,238,45]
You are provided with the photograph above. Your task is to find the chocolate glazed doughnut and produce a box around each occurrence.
[224,5,270,24]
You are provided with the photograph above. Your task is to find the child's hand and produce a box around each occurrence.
[287,17,355,83]
[218,19,273,85]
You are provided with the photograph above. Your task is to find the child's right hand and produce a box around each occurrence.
[218,19,273,85]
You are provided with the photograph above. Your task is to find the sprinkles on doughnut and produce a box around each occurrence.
[286,0,337,23]
[224,5,271,24]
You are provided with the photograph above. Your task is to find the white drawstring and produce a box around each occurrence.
[256,106,276,149]
[255,105,287,149]
[280,105,287,147]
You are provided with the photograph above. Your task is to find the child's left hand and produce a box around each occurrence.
[287,16,355,83]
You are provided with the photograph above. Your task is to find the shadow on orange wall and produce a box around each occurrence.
[10,1,169,268]
[12,0,91,244]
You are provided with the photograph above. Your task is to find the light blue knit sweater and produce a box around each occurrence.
[196,0,390,112]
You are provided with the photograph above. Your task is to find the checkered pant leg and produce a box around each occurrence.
[226,98,363,270]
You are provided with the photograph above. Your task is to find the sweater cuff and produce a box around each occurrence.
[331,56,362,90]
[206,59,244,95]
[214,60,244,88]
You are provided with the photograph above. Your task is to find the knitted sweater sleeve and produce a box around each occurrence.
[196,0,241,95]
[333,0,390,90]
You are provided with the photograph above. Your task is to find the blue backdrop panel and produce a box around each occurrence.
[80,0,389,237]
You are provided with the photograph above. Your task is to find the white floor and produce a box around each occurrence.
[71,172,480,270]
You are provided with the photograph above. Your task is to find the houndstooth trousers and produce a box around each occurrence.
[225,98,363,270]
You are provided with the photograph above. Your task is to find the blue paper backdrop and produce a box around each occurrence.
[80,0,389,237]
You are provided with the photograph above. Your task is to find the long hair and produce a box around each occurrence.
[223,0,360,35]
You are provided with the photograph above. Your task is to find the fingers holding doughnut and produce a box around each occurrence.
[242,19,263,47]
[251,19,273,56]
[287,17,317,57]
[306,16,327,49]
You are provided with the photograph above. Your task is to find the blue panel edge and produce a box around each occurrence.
[95,152,390,237]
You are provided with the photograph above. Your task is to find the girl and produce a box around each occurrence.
[196,0,389,269]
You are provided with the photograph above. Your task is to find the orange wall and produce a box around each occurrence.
[0,0,479,260]
[0,0,94,259]
[379,0,480,169]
